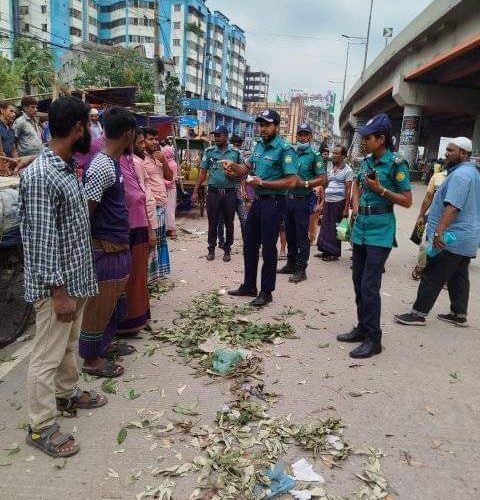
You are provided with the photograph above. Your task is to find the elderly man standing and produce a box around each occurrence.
[89,108,103,139]
[13,96,44,157]
[20,97,106,458]
[395,137,480,327]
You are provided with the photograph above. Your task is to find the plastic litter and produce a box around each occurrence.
[326,434,344,451]
[289,490,312,500]
[255,464,296,498]
[336,217,351,241]
[212,348,246,375]
[291,458,325,483]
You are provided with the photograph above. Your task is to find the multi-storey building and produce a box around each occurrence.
[246,96,305,144]
[11,0,98,63]
[243,65,269,107]
[304,105,335,147]
[0,0,13,59]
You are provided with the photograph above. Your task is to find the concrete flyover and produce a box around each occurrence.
[340,0,480,167]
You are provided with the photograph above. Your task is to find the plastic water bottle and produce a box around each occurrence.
[426,231,456,257]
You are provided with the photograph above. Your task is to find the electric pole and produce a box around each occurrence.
[153,0,166,115]
[362,0,374,78]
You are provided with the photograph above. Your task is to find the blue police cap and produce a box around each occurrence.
[357,113,392,136]
[211,125,229,135]
[297,123,313,134]
[255,109,281,124]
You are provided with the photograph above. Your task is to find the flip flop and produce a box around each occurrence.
[82,359,124,379]
[102,342,136,357]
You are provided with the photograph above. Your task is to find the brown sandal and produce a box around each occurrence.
[56,388,108,417]
[82,359,124,379]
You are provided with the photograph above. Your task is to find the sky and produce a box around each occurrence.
[207,0,434,104]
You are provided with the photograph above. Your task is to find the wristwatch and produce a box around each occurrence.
[304,180,310,189]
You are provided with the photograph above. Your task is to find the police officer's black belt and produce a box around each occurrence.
[255,194,286,200]
[288,193,309,199]
[358,205,393,215]
[208,187,236,193]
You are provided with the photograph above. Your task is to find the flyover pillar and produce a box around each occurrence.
[472,112,480,157]
[398,105,422,169]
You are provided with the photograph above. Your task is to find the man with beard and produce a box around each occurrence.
[223,109,299,307]
[20,97,106,458]
[79,107,136,378]
[395,137,480,328]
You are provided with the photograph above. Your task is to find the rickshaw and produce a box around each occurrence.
[0,177,32,348]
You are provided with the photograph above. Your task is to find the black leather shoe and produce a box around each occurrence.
[218,242,225,250]
[289,270,306,283]
[228,286,258,297]
[206,252,215,261]
[249,292,273,308]
[349,340,382,358]
[277,264,295,274]
[336,327,365,343]
[223,253,231,262]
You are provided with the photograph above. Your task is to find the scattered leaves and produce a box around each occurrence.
[173,399,201,416]
[449,371,462,383]
[125,388,141,400]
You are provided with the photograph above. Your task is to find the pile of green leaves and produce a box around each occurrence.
[150,291,295,360]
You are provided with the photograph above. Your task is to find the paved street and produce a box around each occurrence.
[1,183,479,500]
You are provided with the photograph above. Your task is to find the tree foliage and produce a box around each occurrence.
[0,57,23,99]
[13,39,56,94]
[74,47,184,115]
[73,47,155,103]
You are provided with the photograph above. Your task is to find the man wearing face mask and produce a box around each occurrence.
[221,109,299,307]
[20,97,106,458]
[278,123,326,283]
[79,107,137,379]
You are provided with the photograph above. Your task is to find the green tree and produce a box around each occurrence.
[14,39,56,94]
[0,56,23,99]
[165,75,183,116]
[74,47,154,103]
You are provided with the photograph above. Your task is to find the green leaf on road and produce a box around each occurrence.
[125,388,141,400]
[117,426,127,445]
[101,379,118,394]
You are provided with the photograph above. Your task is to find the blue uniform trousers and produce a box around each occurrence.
[206,189,236,253]
[352,244,391,343]
[218,196,247,246]
[243,196,286,294]
[285,195,311,270]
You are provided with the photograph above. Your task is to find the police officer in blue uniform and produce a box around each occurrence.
[337,113,412,358]
[221,109,299,307]
[278,123,326,283]
[193,125,242,262]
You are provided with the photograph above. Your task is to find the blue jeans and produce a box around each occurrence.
[218,196,247,245]
[243,196,286,294]
[352,244,391,343]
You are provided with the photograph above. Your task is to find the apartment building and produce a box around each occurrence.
[243,65,269,106]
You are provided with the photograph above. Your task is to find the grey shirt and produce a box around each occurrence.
[13,112,44,156]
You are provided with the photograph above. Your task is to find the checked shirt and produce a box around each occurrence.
[19,148,98,303]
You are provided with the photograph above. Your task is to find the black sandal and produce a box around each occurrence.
[82,359,124,379]
[102,342,136,358]
[322,255,339,262]
[26,422,79,458]
[56,388,108,417]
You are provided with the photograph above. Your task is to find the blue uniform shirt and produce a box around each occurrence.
[247,135,297,195]
[290,145,325,195]
[426,162,480,258]
[351,149,411,248]
[200,145,241,189]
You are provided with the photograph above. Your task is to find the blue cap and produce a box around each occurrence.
[255,109,281,124]
[212,125,229,135]
[297,123,312,134]
[357,113,392,136]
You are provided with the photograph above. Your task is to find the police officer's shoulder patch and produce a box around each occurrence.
[395,171,406,182]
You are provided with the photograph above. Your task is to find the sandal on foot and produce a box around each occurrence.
[411,265,423,280]
[102,342,136,357]
[82,359,124,379]
[56,388,108,417]
[322,255,339,262]
[26,422,79,458]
